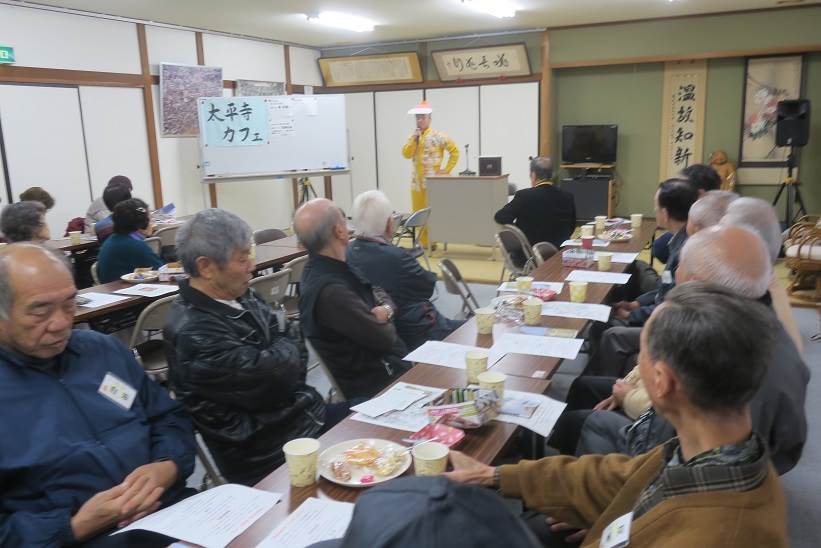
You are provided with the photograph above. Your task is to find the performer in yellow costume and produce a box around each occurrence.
[401,100,459,246]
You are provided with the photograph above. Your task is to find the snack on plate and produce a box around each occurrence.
[165,262,182,269]
[600,228,632,241]
[370,448,404,476]
[343,442,381,467]
[133,267,152,274]
[330,460,352,481]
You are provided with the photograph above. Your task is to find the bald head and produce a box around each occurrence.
[686,190,738,236]
[677,225,771,299]
[0,244,76,358]
[293,198,346,255]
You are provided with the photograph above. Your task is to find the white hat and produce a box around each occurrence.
[408,100,432,115]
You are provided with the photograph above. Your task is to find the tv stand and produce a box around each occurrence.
[558,164,616,220]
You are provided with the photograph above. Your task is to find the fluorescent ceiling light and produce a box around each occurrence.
[306,11,375,32]
[461,0,517,18]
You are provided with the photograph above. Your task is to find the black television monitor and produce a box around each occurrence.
[561,125,618,164]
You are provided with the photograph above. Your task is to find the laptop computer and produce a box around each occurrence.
[478,156,502,176]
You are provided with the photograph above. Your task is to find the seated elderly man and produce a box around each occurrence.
[575,226,809,476]
[721,196,802,351]
[295,198,409,399]
[446,283,788,548]
[0,201,50,243]
[0,244,195,547]
[347,190,463,351]
[164,209,348,486]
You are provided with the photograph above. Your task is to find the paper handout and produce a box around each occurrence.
[564,270,632,285]
[496,390,568,437]
[490,333,583,361]
[540,301,612,323]
[257,497,354,548]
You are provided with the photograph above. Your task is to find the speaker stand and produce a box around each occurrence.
[771,149,808,227]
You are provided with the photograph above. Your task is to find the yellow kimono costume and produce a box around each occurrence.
[401,128,459,245]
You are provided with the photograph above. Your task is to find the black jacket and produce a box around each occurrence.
[300,254,409,399]
[164,279,325,486]
[494,183,576,248]
[347,237,459,351]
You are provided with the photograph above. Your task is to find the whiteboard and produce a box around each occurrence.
[198,94,349,179]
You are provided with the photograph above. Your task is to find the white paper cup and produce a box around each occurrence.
[68,231,82,245]
[283,438,320,487]
[569,281,588,303]
[523,297,543,326]
[580,225,594,238]
[465,350,489,384]
[597,252,613,271]
[516,276,534,293]
[413,441,449,476]
[594,216,607,234]
[478,371,507,399]
[475,307,495,335]
[631,213,643,229]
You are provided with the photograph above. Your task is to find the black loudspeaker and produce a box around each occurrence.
[775,99,811,147]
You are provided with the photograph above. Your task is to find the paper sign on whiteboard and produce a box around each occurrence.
[200,97,269,147]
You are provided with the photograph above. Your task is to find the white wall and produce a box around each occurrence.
[289,47,323,86]
[0,3,141,74]
[426,87,479,174]
[80,87,154,205]
[146,26,198,76]
[201,34,285,82]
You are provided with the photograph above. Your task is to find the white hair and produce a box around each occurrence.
[679,225,772,299]
[720,197,783,263]
[351,190,393,238]
[688,190,738,231]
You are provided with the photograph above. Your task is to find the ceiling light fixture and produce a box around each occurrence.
[461,0,517,19]
[306,11,375,32]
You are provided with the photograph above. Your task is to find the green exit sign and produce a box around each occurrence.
[0,47,15,64]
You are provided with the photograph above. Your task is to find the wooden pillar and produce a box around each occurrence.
[194,32,218,208]
[538,30,553,174]
[136,24,164,209]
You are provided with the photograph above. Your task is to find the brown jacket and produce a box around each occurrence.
[499,446,787,547]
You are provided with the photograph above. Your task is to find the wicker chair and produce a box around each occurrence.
[784,216,821,303]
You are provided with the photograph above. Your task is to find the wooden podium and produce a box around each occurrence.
[426,174,509,247]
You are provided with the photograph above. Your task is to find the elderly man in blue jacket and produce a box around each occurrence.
[0,244,196,547]
[347,190,463,352]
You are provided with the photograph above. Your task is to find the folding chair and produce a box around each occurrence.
[144,236,161,256]
[439,258,479,318]
[282,255,308,319]
[194,430,227,490]
[305,339,346,403]
[128,295,177,382]
[248,268,291,308]
[495,225,535,282]
[253,228,288,245]
[153,225,180,248]
[531,241,559,268]
[393,207,431,269]
[90,261,100,284]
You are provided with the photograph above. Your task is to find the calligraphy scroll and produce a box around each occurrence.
[198,97,269,147]
[432,44,531,81]
[659,61,707,181]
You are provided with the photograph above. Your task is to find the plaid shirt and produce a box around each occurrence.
[633,434,768,519]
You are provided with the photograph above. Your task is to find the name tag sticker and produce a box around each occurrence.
[600,512,632,548]
[98,373,137,410]
[661,270,673,284]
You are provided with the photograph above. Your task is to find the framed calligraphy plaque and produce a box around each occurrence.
[432,43,531,81]
[659,61,707,181]
[318,52,423,87]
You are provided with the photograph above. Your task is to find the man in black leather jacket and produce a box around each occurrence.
[164,209,347,486]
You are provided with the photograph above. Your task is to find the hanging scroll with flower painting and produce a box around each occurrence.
[739,55,803,167]
[659,61,707,181]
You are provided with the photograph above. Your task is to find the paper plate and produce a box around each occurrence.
[318,438,411,488]
[121,271,159,283]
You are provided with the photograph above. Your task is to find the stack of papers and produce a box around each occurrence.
[351,384,429,418]
[496,390,568,437]
[594,251,639,264]
[490,333,584,361]
[114,284,179,297]
[403,341,498,370]
[351,382,445,432]
[540,301,612,323]
[561,239,610,248]
[565,270,632,285]
[497,281,564,293]
[114,484,280,548]
[76,292,131,308]
[259,498,354,548]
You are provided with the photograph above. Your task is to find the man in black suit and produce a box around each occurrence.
[494,157,576,248]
